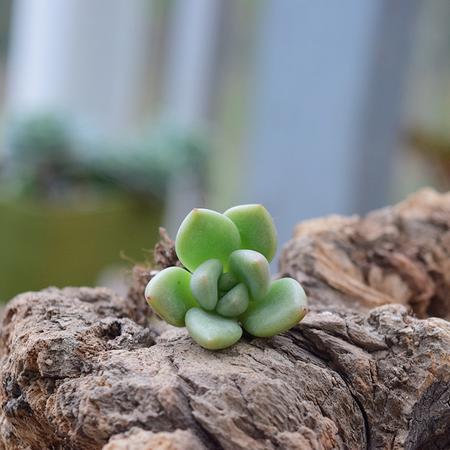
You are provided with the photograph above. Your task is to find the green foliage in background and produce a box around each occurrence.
[4,112,207,201]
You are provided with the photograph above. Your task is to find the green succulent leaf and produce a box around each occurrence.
[175,208,241,272]
[148,203,307,350]
[218,272,239,292]
[145,267,197,327]
[241,278,307,337]
[185,307,242,350]
[190,259,223,310]
[224,204,277,262]
[228,249,271,300]
[216,283,249,317]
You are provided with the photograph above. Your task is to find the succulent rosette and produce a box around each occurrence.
[145,204,307,349]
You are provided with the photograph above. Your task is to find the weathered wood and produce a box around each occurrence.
[0,189,449,449]
[281,188,450,320]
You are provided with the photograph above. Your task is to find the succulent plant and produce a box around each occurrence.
[145,204,307,349]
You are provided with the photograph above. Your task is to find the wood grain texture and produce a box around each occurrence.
[0,189,449,449]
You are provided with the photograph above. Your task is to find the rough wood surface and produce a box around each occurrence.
[281,188,450,320]
[0,189,449,450]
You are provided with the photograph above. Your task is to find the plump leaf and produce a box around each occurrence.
[145,267,197,327]
[190,259,222,310]
[224,204,277,262]
[185,307,242,350]
[175,208,241,272]
[228,249,271,300]
[216,283,249,317]
[241,278,307,337]
[218,272,239,292]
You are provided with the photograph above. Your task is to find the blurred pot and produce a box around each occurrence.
[0,195,162,302]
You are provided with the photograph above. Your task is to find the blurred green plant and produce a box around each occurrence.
[4,113,76,198]
[2,112,207,202]
[81,127,207,200]
[145,204,308,350]
[8,113,74,164]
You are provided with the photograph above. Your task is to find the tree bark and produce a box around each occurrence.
[0,189,449,450]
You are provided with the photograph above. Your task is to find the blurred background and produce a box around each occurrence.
[0,0,449,301]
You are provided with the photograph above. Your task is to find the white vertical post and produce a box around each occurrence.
[163,0,221,128]
[6,0,152,136]
[163,0,222,234]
